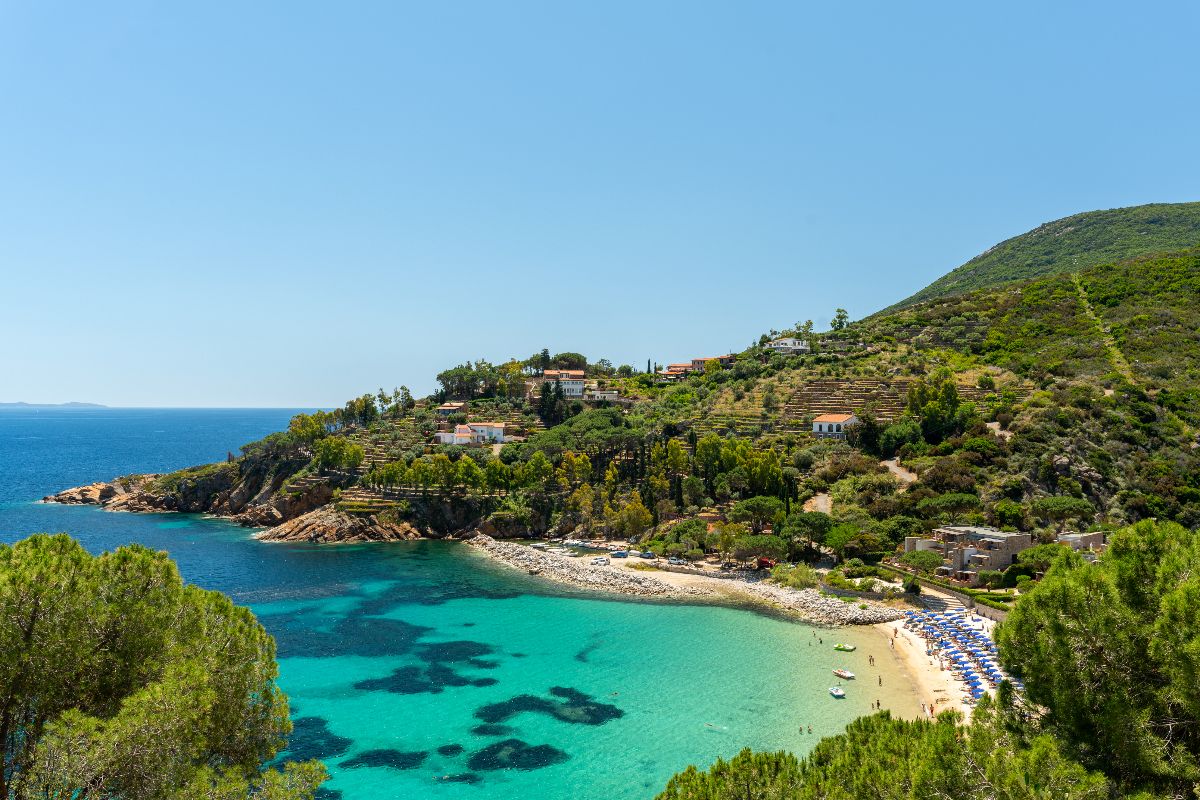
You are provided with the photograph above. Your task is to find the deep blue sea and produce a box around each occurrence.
[0,408,914,799]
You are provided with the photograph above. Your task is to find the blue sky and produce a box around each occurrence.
[2,1,1198,407]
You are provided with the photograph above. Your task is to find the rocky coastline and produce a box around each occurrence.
[42,475,416,544]
[466,534,903,626]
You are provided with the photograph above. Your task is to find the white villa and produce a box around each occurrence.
[542,369,585,398]
[765,337,811,355]
[435,401,467,416]
[812,412,858,439]
[434,422,509,445]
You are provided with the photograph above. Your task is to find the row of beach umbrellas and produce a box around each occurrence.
[903,610,1024,700]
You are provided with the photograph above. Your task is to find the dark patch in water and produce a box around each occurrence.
[474,687,623,726]
[574,643,600,663]
[511,652,527,658]
[354,664,497,695]
[342,748,428,770]
[285,717,352,761]
[417,640,495,664]
[462,622,476,627]
[441,773,481,784]
[467,739,569,771]
[467,658,500,669]
[263,613,432,659]
[471,723,515,736]
[314,788,343,800]
[353,577,521,616]
[437,743,465,756]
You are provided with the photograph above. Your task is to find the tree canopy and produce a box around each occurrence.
[0,534,323,800]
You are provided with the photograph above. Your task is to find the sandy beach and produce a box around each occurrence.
[878,618,969,718]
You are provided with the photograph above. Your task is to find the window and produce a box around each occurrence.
[835,424,842,432]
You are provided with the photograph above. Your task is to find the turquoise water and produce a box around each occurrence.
[0,409,914,799]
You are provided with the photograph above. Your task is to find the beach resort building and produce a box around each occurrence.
[1056,531,1106,552]
[904,526,1034,586]
[812,413,858,439]
[765,337,811,355]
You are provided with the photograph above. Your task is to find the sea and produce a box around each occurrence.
[0,407,917,799]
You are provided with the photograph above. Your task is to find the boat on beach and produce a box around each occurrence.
[829,686,846,698]
[833,643,857,652]
[832,668,855,680]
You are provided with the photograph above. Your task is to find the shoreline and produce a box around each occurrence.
[466,534,904,626]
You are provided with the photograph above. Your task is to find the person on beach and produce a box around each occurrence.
[878,676,882,686]
[807,725,812,734]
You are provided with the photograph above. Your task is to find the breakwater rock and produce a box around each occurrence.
[255,505,422,543]
[730,581,904,625]
[466,535,713,598]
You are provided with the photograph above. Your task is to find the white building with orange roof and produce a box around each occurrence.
[541,369,585,397]
[434,422,510,446]
[812,412,858,439]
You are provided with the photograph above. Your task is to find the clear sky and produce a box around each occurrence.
[2,1,1198,407]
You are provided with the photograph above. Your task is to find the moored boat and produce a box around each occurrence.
[829,686,846,698]
[833,643,857,652]
[833,668,855,680]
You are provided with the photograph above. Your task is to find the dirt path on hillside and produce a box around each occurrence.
[881,459,917,490]
[804,492,832,513]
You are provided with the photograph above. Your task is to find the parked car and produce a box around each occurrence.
[590,556,610,566]
[667,557,687,566]
[757,557,778,570]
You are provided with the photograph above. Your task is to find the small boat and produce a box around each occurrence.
[833,643,857,652]
[829,687,846,699]
[833,668,855,680]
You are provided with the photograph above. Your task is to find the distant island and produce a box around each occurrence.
[0,401,107,409]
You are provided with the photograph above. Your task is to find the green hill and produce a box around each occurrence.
[883,201,1200,312]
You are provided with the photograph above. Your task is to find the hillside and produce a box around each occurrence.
[883,201,1200,312]
[46,244,1200,552]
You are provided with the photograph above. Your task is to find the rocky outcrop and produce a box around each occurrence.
[43,460,336,527]
[43,475,159,506]
[255,505,422,543]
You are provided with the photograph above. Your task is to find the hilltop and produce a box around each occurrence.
[883,201,1200,311]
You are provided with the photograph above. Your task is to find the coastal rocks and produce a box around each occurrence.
[43,475,158,506]
[733,582,903,625]
[466,535,713,598]
[255,505,421,544]
[467,534,903,626]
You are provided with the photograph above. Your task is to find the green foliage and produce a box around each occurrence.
[656,705,1109,800]
[312,437,364,470]
[998,520,1200,794]
[0,534,321,800]
[770,563,819,589]
[1029,495,1094,530]
[899,549,943,574]
[887,201,1200,310]
[728,495,783,533]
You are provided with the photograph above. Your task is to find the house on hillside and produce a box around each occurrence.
[541,369,585,398]
[812,413,858,439]
[690,355,736,370]
[583,388,620,402]
[765,337,811,355]
[904,526,1034,586]
[433,421,510,446]
[436,401,467,417]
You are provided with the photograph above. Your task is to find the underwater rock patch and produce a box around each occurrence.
[467,739,569,772]
[440,773,481,784]
[474,686,623,726]
[286,717,352,761]
[437,743,465,756]
[355,664,497,695]
[341,748,428,770]
[470,723,515,736]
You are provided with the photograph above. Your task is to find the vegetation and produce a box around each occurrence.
[658,519,1200,799]
[0,534,323,800]
[885,201,1200,310]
